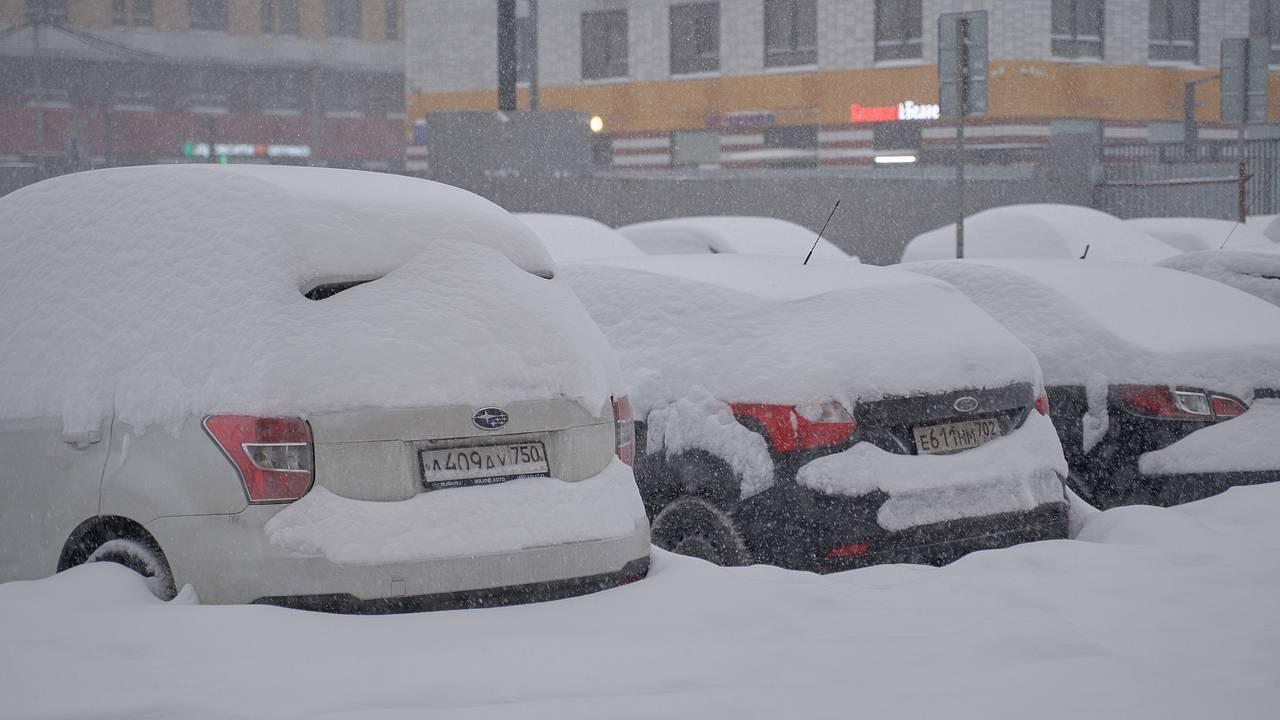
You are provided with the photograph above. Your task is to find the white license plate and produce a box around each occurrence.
[913,419,1002,455]
[419,442,549,490]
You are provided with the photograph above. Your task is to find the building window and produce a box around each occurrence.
[764,0,817,67]
[515,13,535,83]
[261,0,274,33]
[670,2,720,75]
[386,0,401,40]
[1252,0,1280,64]
[189,0,229,31]
[1149,0,1198,63]
[113,0,128,26]
[582,10,628,80]
[134,0,153,26]
[1052,0,1103,59]
[326,0,363,38]
[279,0,300,34]
[24,0,68,23]
[874,0,922,62]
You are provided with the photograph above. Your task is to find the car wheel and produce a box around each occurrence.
[651,497,751,566]
[85,537,177,601]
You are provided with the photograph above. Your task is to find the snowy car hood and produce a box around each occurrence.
[904,259,1280,399]
[1158,250,1280,308]
[1125,217,1279,254]
[0,166,616,431]
[901,204,1180,264]
[516,213,646,261]
[561,256,1042,414]
[618,216,853,260]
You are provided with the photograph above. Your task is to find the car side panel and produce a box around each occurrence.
[0,416,111,580]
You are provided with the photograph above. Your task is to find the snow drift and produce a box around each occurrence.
[517,213,646,261]
[618,216,854,260]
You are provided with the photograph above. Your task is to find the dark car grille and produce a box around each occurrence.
[854,383,1035,455]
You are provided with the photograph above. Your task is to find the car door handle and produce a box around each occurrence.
[62,430,102,449]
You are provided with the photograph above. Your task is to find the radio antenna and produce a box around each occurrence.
[804,200,841,266]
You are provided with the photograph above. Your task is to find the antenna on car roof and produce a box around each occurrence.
[1080,244,1091,260]
[803,201,841,266]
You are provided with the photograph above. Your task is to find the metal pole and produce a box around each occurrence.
[1238,39,1249,224]
[33,21,46,169]
[955,18,968,259]
[527,0,539,111]
[496,0,517,112]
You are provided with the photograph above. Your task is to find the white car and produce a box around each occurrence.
[618,216,855,260]
[901,204,1180,263]
[0,165,649,610]
[515,213,645,261]
[1159,250,1280,308]
[1125,217,1279,253]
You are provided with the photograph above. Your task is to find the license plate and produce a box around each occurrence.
[419,442,549,490]
[913,419,1002,455]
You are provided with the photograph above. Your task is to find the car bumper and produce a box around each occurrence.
[1141,469,1280,506]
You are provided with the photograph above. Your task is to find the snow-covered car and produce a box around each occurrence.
[560,255,1068,572]
[1125,217,1279,254]
[901,204,1180,263]
[618,216,855,261]
[515,213,645,261]
[0,165,650,610]
[904,259,1280,509]
[1158,250,1280,308]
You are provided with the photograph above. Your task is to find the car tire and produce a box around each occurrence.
[651,496,751,567]
[85,537,178,601]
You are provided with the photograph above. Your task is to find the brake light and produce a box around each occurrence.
[612,395,635,466]
[731,401,856,453]
[204,416,314,503]
[1035,394,1050,416]
[1116,386,1245,421]
[825,543,870,558]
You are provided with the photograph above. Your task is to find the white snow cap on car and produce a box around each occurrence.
[901,204,1180,264]
[560,254,1042,416]
[516,213,646,261]
[903,259,1280,400]
[1158,250,1280,308]
[618,216,854,261]
[0,165,618,432]
[1125,217,1279,253]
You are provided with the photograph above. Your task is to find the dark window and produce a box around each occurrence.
[24,0,68,23]
[1052,0,1104,59]
[1252,0,1280,64]
[764,0,817,67]
[874,0,922,61]
[872,122,922,151]
[279,0,300,34]
[762,124,818,167]
[1149,0,1198,62]
[259,69,306,113]
[515,14,536,83]
[133,0,153,26]
[326,0,363,38]
[113,0,128,26]
[261,0,274,33]
[189,0,229,31]
[386,0,401,40]
[321,71,366,115]
[582,10,628,79]
[670,2,720,75]
[185,66,230,108]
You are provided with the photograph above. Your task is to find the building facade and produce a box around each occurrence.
[0,0,406,183]
[405,0,1275,170]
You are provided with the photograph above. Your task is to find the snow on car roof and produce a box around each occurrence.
[618,216,853,260]
[1125,217,1279,253]
[901,204,1180,264]
[904,258,1280,397]
[561,255,1041,414]
[0,165,616,431]
[1158,250,1280,308]
[515,213,645,261]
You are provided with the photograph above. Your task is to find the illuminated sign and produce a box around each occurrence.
[182,142,312,159]
[849,100,941,124]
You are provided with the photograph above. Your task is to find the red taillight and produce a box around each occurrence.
[1035,394,1050,416]
[204,415,314,503]
[730,401,856,453]
[1210,395,1247,418]
[612,395,635,466]
[825,543,870,558]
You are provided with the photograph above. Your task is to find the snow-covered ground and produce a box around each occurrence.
[4,484,1279,719]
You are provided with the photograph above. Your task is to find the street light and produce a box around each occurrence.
[589,115,604,133]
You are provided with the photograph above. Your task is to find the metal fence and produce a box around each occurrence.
[1097,138,1280,219]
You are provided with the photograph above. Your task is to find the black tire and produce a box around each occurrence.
[85,537,178,601]
[651,496,751,566]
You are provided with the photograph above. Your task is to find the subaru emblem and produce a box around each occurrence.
[472,407,509,430]
[953,396,979,413]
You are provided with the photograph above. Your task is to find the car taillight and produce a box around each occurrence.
[204,415,314,503]
[1035,394,1050,416]
[826,543,870,558]
[612,395,635,466]
[731,401,856,453]
[1116,386,1246,421]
